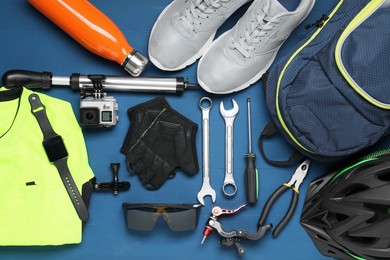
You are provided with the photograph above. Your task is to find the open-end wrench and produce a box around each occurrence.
[220,99,239,198]
[197,97,216,205]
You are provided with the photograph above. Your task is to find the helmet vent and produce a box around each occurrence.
[328,245,347,256]
[366,204,390,224]
[345,235,377,245]
[335,213,348,222]
[377,171,390,182]
[308,179,325,199]
[310,194,320,205]
[344,184,369,197]
[312,179,324,189]
[316,233,328,242]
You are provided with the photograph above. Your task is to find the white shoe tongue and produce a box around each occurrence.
[267,0,288,17]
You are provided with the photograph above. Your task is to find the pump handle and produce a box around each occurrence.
[2,70,52,89]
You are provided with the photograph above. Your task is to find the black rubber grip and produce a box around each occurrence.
[2,69,52,89]
[70,73,81,90]
[245,153,258,205]
[272,190,299,237]
[258,185,288,226]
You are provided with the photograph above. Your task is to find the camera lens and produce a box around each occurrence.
[86,112,95,120]
[80,107,100,126]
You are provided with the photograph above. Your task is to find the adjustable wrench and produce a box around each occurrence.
[197,97,216,205]
[220,99,239,198]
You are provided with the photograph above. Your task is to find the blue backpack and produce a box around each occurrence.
[259,0,390,165]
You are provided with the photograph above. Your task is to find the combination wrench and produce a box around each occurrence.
[197,97,216,205]
[220,99,239,198]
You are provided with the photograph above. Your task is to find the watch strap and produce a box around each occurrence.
[29,93,89,221]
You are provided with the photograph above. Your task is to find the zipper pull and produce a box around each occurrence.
[305,14,329,29]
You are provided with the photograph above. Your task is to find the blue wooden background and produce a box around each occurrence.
[0,0,379,259]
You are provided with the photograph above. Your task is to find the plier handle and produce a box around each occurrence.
[257,159,310,237]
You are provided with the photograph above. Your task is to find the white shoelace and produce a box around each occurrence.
[180,0,230,32]
[233,7,280,58]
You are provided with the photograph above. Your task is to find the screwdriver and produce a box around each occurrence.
[245,97,258,205]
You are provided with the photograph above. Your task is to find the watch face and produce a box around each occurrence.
[43,135,68,162]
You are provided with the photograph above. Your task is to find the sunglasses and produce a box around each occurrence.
[122,203,201,232]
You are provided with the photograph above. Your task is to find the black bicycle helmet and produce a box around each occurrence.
[300,150,390,260]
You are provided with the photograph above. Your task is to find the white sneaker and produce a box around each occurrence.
[148,0,251,71]
[198,0,315,94]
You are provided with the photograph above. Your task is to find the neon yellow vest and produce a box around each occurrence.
[0,87,94,245]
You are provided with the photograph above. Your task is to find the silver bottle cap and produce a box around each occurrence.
[122,50,148,77]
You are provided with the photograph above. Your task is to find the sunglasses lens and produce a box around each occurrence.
[124,207,158,231]
[123,203,200,232]
[164,209,198,231]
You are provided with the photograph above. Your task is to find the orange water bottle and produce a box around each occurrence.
[28,0,148,77]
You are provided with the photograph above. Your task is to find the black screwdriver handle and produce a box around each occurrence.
[2,69,52,89]
[245,153,258,205]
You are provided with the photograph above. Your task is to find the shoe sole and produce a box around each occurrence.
[198,0,316,94]
[148,0,217,71]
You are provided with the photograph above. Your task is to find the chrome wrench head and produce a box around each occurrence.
[197,182,216,205]
[220,99,239,119]
[220,99,239,198]
[197,97,216,205]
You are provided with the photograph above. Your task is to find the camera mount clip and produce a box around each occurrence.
[94,163,130,195]
[81,75,106,99]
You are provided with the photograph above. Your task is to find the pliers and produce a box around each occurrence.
[257,159,310,237]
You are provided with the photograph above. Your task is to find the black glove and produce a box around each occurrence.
[156,107,199,175]
[127,139,176,189]
[122,97,199,189]
[121,97,170,154]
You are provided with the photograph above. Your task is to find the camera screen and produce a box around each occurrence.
[101,111,112,122]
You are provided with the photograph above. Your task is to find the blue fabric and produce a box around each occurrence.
[342,5,390,104]
[265,0,390,160]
